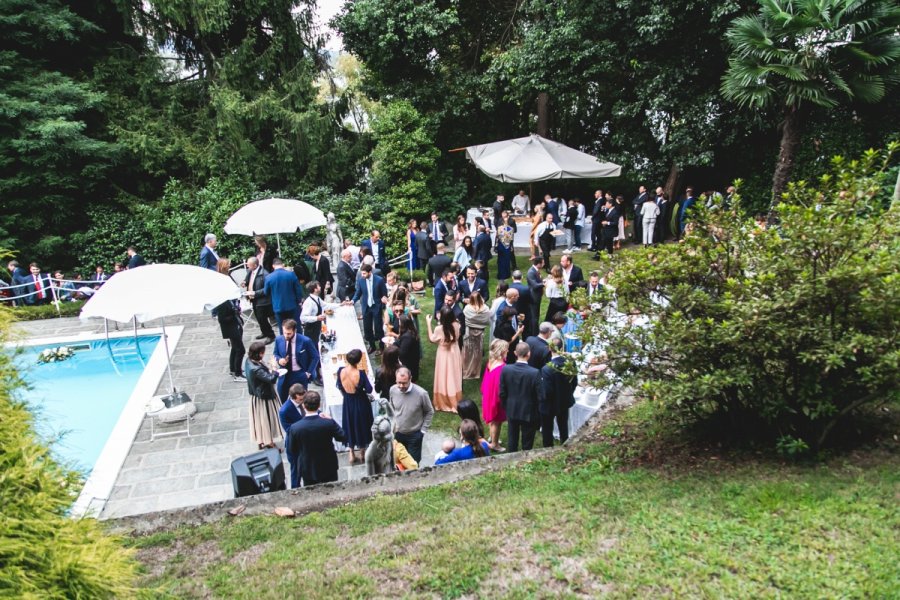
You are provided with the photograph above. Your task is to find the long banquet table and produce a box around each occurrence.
[319,304,379,433]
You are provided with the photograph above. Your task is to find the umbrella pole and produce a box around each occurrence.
[276,233,282,257]
[161,316,177,394]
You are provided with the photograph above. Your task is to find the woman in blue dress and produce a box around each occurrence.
[337,348,374,465]
[495,223,515,280]
[407,219,418,273]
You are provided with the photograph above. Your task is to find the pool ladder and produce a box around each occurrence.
[103,318,146,369]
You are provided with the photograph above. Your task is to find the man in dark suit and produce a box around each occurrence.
[6,260,28,306]
[23,263,53,306]
[199,233,219,270]
[336,249,356,301]
[126,246,146,269]
[585,271,604,301]
[525,321,553,370]
[243,256,276,342]
[499,342,544,452]
[509,270,533,336]
[631,185,649,247]
[347,263,388,352]
[559,254,584,294]
[426,212,449,254]
[678,187,698,238]
[540,338,577,446]
[360,230,388,275]
[459,265,488,304]
[599,197,621,256]
[525,257,544,334]
[89,265,108,291]
[473,224,492,269]
[590,190,605,251]
[279,383,306,488]
[273,319,319,402]
[415,220,433,269]
[433,269,459,315]
[311,246,334,295]
[492,195,504,225]
[286,391,345,487]
[263,258,304,334]
[426,243,451,288]
[654,186,670,243]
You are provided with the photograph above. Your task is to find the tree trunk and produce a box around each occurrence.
[770,105,803,217]
[536,92,549,137]
[664,161,680,205]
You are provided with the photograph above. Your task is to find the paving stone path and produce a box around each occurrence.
[15,313,443,518]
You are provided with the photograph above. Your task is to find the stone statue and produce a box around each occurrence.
[326,212,343,274]
[365,397,395,476]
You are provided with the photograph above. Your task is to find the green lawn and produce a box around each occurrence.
[417,248,609,437]
[130,401,900,598]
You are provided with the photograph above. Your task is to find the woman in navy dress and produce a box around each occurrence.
[407,219,418,273]
[337,348,374,465]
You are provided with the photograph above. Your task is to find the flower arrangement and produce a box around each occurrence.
[36,346,75,364]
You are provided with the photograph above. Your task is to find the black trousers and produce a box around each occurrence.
[395,430,424,464]
[507,419,537,452]
[591,219,602,249]
[541,410,570,447]
[600,231,615,255]
[252,302,275,339]
[632,213,642,244]
[226,330,245,376]
[361,305,384,349]
[539,236,553,270]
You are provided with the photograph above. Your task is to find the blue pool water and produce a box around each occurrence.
[15,335,161,473]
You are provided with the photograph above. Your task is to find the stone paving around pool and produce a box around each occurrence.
[15,313,443,519]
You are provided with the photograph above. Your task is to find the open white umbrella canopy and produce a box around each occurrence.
[224,198,327,236]
[80,264,240,324]
[465,134,621,183]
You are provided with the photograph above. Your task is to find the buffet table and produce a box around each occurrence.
[320,305,378,431]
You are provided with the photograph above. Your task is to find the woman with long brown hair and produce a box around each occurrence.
[425,306,462,412]
[461,290,490,379]
[243,341,282,449]
[434,419,490,464]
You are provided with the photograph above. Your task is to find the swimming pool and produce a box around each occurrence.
[11,327,183,516]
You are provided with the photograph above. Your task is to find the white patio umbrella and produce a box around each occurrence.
[464,134,621,182]
[80,264,241,394]
[224,197,327,254]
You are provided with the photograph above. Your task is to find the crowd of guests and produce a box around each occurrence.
[1,248,146,306]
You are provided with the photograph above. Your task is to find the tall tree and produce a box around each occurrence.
[0,0,123,265]
[721,0,900,208]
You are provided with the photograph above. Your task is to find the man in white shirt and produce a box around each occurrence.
[344,240,361,269]
[512,189,530,214]
[574,197,586,250]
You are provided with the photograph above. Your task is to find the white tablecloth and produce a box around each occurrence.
[554,387,609,439]
[320,305,378,430]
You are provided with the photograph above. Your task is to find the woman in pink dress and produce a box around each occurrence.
[426,307,463,412]
[480,339,508,452]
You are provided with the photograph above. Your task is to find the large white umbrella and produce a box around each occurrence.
[224,197,327,254]
[80,264,241,393]
[465,134,621,183]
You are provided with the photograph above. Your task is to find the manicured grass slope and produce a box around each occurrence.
[132,403,900,598]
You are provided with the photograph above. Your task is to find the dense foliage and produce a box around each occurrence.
[722,0,900,204]
[1,0,897,271]
[0,302,139,596]
[581,146,900,451]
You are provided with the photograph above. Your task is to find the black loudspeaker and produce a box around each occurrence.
[230,448,286,498]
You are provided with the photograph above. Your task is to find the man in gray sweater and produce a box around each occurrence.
[389,367,435,463]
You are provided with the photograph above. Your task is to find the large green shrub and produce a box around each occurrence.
[0,305,138,596]
[582,146,900,451]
